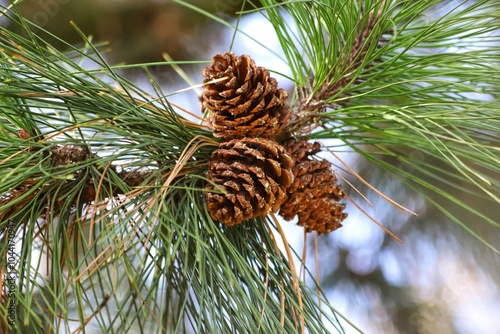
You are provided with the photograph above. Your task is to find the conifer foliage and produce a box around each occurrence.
[0,0,498,333]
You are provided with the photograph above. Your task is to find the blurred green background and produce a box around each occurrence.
[5,0,499,333]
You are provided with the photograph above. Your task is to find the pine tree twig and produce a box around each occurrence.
[0,167,155,222]
[286,2,390,136]
[0,138,155,222]
[50,145,91,167]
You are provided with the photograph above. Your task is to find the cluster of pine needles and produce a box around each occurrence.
[0,0,499,333]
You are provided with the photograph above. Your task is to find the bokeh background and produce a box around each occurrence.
[3,0,499,333]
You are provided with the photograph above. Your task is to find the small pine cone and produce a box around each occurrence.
[201,52,290,140]
[280,138,347,234]
[205,138,294,226]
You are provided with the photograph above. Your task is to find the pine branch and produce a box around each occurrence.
[0,4,354,333]
[1,1,499,333]
[297,1,389,110]
[1,126,171,224]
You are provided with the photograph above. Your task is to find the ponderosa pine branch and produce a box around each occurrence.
[0,134,156,223]
[0,1,498,332]
[285,1,391,136]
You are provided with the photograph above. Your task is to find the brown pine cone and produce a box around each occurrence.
[205,138,294,226]
[201,52,290,140]
[280,138,347,234]
[282,137,322,164]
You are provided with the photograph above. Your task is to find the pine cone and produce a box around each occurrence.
[201,52,290,140]
[205,138,294,226]
[280,138,347,234]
